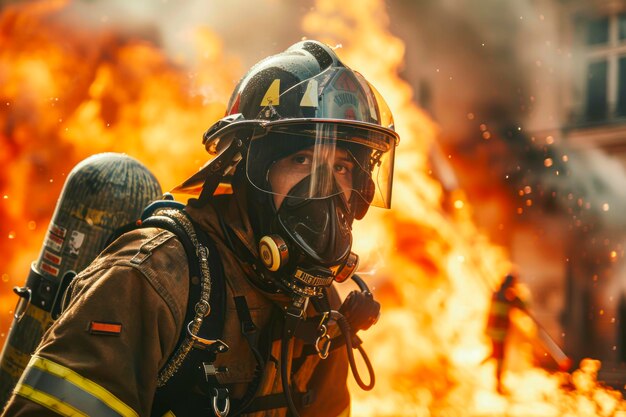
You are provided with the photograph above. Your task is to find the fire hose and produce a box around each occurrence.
[522,310,572,371]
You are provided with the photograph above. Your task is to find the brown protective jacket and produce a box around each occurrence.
[1,194,350,417]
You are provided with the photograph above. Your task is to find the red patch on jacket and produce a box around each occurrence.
[87,321,122,336]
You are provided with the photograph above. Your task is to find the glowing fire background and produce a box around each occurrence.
[2,0,626,415]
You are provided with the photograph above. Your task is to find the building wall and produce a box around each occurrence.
[388,0,626,382]
[546,0,626,382]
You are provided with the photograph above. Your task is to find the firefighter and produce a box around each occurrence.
[2,40,397,417]
[485,273,527,395]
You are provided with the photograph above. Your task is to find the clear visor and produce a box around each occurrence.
[246,121,396,209]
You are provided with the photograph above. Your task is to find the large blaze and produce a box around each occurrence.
[0,0,235,325]
[0,0,625,416]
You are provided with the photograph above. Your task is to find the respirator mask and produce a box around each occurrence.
[246,121,395,297]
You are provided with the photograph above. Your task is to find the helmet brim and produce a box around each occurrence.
[171,117,398,198]
[170,119,263,195]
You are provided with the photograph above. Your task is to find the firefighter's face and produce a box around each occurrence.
[268,146,354,209]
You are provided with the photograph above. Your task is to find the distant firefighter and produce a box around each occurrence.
[485,273,527,394]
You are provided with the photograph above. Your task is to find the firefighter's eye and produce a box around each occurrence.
[334,162,353,175]
[291,153,312,165]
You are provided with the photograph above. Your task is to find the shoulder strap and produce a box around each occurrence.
[136,208,227,386]
[138,215,202,343]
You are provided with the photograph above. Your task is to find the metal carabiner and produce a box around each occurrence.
[315,324,331,359]
[186,321,229,353]
[317,311,329,329]
[212,387,231,417]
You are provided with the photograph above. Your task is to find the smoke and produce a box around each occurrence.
[387,0,626,225]
[50,0,309,68]
[545,146,626,227]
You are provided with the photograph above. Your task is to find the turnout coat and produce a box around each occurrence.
[2,193,351,417]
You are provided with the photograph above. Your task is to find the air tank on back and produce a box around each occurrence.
[0,152,162,404]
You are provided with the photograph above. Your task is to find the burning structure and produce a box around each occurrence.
[1,0,626,416]
[385,0,626,391]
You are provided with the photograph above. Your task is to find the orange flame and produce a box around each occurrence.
[1,1,625,416]
[0,0,237,330]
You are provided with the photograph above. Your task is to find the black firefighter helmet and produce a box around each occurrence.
[174,40,399,297]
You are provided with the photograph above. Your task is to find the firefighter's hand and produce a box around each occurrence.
[338,290,381,332]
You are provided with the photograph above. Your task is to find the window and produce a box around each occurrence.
[587,17,609,45]
[619,13,626,41]
[581,13,626,122]
[586,60,608,120]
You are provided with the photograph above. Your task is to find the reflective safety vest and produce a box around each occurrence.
[486,287,526,342]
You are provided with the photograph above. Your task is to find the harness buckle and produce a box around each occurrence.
[285,296,309,319]
[202,363,228,379]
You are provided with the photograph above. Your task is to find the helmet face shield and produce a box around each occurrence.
[246,121,396,210]
[174,63,398,216]
[243,65,398,214]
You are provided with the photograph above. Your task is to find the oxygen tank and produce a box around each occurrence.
[0,153,162,404]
